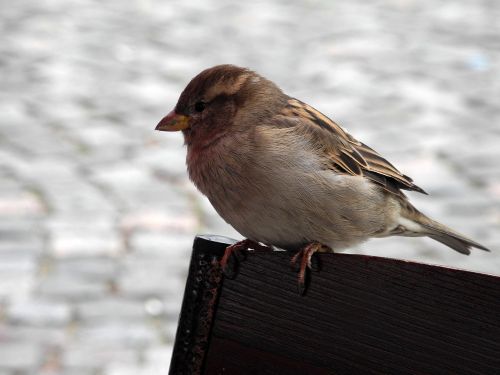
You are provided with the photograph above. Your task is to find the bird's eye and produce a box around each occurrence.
[194,101,206,112]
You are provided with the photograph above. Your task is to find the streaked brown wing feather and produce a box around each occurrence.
[282,98,427,196]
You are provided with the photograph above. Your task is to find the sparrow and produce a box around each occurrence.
[155,64,490,294]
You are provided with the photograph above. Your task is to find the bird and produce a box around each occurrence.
[155,64,490,294]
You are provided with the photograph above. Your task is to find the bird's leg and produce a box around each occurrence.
[291,242,330,295]
[220,239,269,278]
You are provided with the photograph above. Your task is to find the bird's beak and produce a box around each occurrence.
[155,110,190,131]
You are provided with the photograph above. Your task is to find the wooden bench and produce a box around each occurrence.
[169,235,500,375]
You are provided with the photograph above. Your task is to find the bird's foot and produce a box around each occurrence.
[291,242,330,295]
[220,239,269,278]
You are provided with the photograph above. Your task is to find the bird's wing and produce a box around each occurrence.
[277,98,427,197]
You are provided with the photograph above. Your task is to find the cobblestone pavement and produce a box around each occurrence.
[1,0,499,373]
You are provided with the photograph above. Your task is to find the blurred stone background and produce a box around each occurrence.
[1,0,499,374]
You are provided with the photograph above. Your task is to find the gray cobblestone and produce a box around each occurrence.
[104,360,171,375]
[7,299,72,327]
[118,256,186,298]
[38,275,108,301]
[49,229,123,258]
[0,343,42,373]
[0,234,43,256]
[0,272,35,302]
[63,345,138,372]
[0,253,37,274]
[145,345,174,368]
[46,213,115,233]
[75,298,146,322]
[51,371,95,375]
[75,321,159,349]
[56,257,118,282]
[0,324,67,347]
[1,0,499,372]
[0,190,45,218]
[129,232,193,257]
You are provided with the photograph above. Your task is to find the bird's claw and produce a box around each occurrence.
[291,242,327,295]
[220,239,267,278]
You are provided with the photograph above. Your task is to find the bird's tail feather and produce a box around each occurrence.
[414,215,490,255]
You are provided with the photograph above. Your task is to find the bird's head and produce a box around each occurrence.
[155,64,285,147]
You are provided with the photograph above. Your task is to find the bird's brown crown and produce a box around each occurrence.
[175,64,254,115]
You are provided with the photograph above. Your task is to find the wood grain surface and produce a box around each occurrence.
[170,236,500,375]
